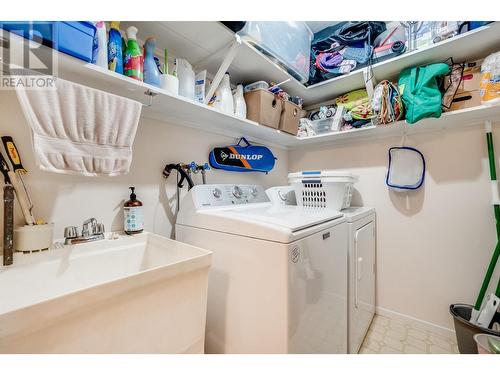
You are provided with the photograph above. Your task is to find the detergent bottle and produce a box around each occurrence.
[124,26,143,81]
[108,21,123,74]
[143,37,160,87]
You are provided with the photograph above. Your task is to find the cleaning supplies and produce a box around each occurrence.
[177,58,195,100]
[124,187,144,235]
[143,37,160,87]
[480,52,500,105]
[92,21,108,69]
[124,26,143,82]
[211,73,234,115]
[233,83,247,118]
[195,70,207,103]
[108,21,123,74]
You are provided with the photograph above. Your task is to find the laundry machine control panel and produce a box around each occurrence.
[192,184,269,208]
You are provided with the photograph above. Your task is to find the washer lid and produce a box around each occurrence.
[223,205,343,232]
[177,203,344,243]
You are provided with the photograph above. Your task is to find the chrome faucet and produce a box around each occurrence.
[64,218,105,245]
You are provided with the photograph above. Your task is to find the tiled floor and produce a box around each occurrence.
[359,314,460,354]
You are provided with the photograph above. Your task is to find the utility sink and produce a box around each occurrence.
[0,232,212,353]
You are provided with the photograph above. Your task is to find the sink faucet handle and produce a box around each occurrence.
[95,223,105,235]
[64,226,78,239]
[82,218,97,237]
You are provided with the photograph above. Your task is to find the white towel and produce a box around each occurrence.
[15,78,142,176]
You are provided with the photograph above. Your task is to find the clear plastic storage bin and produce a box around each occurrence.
[288,170,359,210]
[238,22,313,83]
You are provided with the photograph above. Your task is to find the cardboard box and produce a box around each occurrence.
[279,100,306,135]
[244,89,282,129]
[446,90,481,111]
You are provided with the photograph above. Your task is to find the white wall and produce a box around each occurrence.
[289,125,500,330]
[0,90,288,240]
[2,85,499,332]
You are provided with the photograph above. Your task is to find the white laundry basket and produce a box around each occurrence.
[288,170,359,210]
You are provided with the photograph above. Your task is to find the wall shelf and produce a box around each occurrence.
[123,22,500,106]
[292,104,500,148]
[4,28,500,151]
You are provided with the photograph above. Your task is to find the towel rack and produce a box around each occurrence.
[143,90,157,107]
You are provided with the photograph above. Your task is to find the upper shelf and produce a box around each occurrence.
[4,27,500,152]
[124,21,500,106]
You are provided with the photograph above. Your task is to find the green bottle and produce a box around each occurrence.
[123,26,143,81]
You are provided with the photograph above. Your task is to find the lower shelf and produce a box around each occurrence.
[292,104,500,148]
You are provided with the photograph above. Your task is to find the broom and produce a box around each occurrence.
[471,121,500,324]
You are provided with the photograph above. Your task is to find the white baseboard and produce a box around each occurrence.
[375,306,456,339]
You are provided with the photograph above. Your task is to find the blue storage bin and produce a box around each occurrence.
[0,21,96,62]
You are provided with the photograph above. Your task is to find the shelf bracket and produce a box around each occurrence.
[143,90,158,107]
[204,35,242,105]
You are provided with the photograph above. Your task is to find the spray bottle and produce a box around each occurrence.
[124,26,143,81]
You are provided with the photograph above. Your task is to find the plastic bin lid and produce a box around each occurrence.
[288,170,359,181]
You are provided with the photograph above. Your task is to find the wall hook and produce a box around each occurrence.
[143,90,158,107]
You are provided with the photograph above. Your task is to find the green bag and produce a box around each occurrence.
[398,63,450,124]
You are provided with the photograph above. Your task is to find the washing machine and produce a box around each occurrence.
[176,184,348,354]
[344,207,376,354]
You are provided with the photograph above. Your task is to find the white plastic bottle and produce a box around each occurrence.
[92,21,108,69]
[233,84,247,118]
[213,73,234,115]
[177,58,195,100]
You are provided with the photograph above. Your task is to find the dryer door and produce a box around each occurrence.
[351,220,376,353]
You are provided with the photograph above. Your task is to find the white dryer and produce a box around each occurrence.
[344,207,376,354]
[176,184,348,354]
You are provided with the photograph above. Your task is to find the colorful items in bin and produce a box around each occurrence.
[92,21,108,69]
[371,80,404,125]
[107,21,123,74]
[386,146,425,191]
[398,63,450,124]
[124,26,143,81]
[309,22,386,84]
[480,52,500,105]
[209,137,276,174]
[143,37,160,87]
[308,105,337,121]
